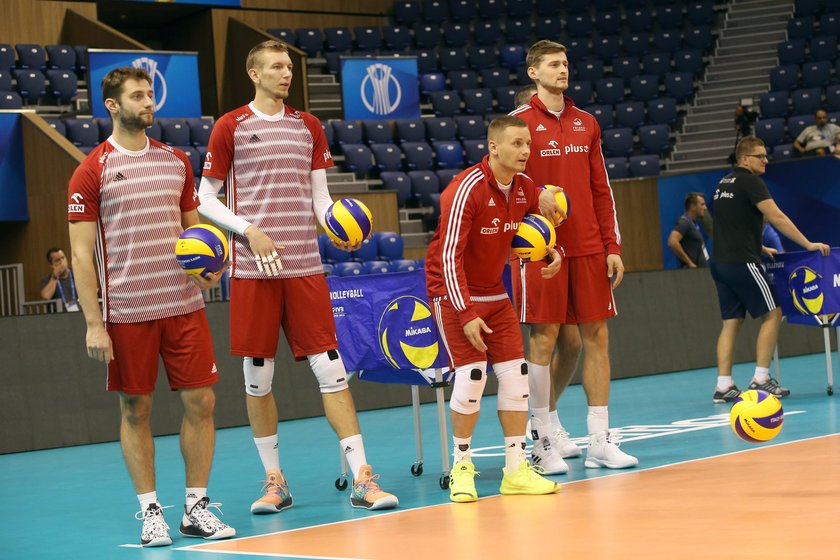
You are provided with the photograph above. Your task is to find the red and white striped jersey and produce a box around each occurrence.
[510,95,621,257]
[67,137,204,324]
[203,103,333,279]
[425,156,541,326]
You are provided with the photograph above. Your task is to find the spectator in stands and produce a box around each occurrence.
[514,84,537,108]
[667,192,709,268]
[793,109,840,157]
[834,131,840,159]
[39,247,80,311]
[68,66,234,547]
[710,136,829,404]
[425,115,563,503]
[510,39,638,474]
[197,40,398,515]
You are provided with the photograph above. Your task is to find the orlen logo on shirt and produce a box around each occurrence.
[480,217,501,235]
[69,192,85,213]
[203,151,212,170]
[540,140,563,157]
[565,144,589,155]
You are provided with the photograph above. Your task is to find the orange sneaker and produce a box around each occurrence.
[250,469,293,514]
[350,465,399,510]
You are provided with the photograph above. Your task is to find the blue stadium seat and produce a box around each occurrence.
[593,36,622,62]
[65,119,99,147]
[267,28,296,45]
[604,157,629,179]
[423,0,449,22]
[611,56,641,81]
[439,49,468,72]
[334,262,363,277]
[478,0,504,20]
[317,233,329,262]
[674,50,704,76]
[0,91,22,109]
[15,44,46,69]
[638,124,671,154]
[324,237,353,264]
[432,141,465,169]
[370,143,403,172]
[393,1,421,25]
[0,70,12,92]
[664,72,694,103]
[333,120,363,145]
[413,24,441,49]
[341,144,374,178]
[473,22,502,46]
[429,91,462,118]
[44,118,65,136]
[77,146,95,155]
[467,46,497,70]
[13,69,45,102]
[777,40,806,65]
[494,86,518,113]
[595,10,623,35]
[769,65,799,91]
[647,97,678,125]
[626,8,652,32]
[585,104,614,129]
[630,75,660,102]
[448,70,479,91]
[809,36,837,62]
[45,45,75,70]
[98,118,113,142]
[362,260,391,275]
[506,0,532,18]
[686,0,715,25]
[177,145,201,177]
[567,80,594,105]
[420,72,446,96]
[0,44,15,71]
[442,23,471,48]
[322,121,335,147]
[395,119,426,143]
[505,18,532,45]
[322,263,335,276]
[800,61,831,88]
[415,50,439,74]
[615,101,646,129]
[390,259,418,272]
[146,121,162,142]
[684,26,714,52]
[787,114,816,140]
[351,237,378,262]
[189,119,213,147]
[642,52,671,75]
[295,28,324,57]
[536,0,563,15]
[755,118,786,147]
[353,27,382,51]
[622,32,651,57]
[463,139,487,166]
[407,171,439,206]
[629,155,661,177]
[655,5,683,29]
[771,144,795,161]
[788,16,815,40]
[819,13,840,36]
[324,27,353,52]
[791,88,822,115]
[576,59,604,83]
[425,117,457,142]
[826,84,840,112]
[74,45,87,73]
[380,171,412,207]
[566,13,593,38]
[160,120,190,146]
[436,168,461,187]
[499,45,526,69]
[480,68,509,90]
[323,52,342,75]
[462,89,494,115]
[602,128,634,157]
[402,142,434,170]
[363,120,393,144]
[45,69,77,104]
[382,26,411,51]
[595,77,625,105]
[653,30,682,52]
[450,0,478,21]
[565,38,590,61]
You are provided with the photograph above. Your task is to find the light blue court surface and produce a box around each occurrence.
[1,353,838,560]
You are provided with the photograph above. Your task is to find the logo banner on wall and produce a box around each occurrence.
[766,250,840,326]
[328,269,451,385]
[340,57,420,121]
[88,50,201,119]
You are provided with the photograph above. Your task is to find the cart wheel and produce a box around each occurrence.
[828,386,834,396]
[335,477,348,491]
[411,463,424,477]
[439,474,450,489]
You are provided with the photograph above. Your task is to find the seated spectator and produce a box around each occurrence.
[834,132,840,160]
[39,247,80,312]
[667,192,709,268]
[793,109,840,157]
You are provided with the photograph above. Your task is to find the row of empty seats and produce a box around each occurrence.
[0,44,87,74]
[319,232,405,263]
[0,68,78,106]
[44,117,214,148]
[770,61,840,93]
[759,86,840,119]
[324,259,421,276]
[755,113,840,147]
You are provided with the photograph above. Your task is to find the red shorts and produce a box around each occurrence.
[511,253,617,324]
[106,309,219,394]
[230,275,337,360]
[430,295,524,368]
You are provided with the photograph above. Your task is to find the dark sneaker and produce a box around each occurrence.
[712,385,741,404]
[748,377,790,398]
[179,497,235,540]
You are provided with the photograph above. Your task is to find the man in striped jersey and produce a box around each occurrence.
[197,40,398,513]
[509,40,638,471]
[68,67,234,547]
[426,116,564,503]
[710,136,829,403]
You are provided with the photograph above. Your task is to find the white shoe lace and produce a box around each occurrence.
[605,431,623,447]
[136,505,172,537]
[551,427,572,443]
[190,501,229,532]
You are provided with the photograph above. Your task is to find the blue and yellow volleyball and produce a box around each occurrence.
[511,214,556,261]
[788,266,824,315]
[325,198,373,245]
[175,224,229,276]
[378,296,440,370]
[730,389,784,443]
[543,185,570,225]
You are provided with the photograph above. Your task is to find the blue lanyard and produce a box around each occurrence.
[55,269,77,304]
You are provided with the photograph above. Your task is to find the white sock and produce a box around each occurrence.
[717,376,735,391]
[549,410,562,429]
[531,406,551,439]
[587,406,609,436]
[138,491,158,511]
[254,433,281,473]
[185,487,206,512]
[340,434,367,480]
[453,435,472,463]
[527,361,551,409]
[504,436,527,472]
[753,366,770,384]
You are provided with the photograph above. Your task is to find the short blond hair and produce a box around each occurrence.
[487,115,528,140]
[735,136,765,161]
[246,40,288,73]
[526,40,567,70]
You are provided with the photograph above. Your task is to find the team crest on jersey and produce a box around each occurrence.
[203,151,213,170]
[572,117,586,132]
[69,192,85,213]
[291,110,301,119]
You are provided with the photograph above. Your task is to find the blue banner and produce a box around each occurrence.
[0,113,28,222]
[767,250,840,326]
[88,50,201,119]
[122,0,241,5]
[340,57,420,121]
[328,270,451,385]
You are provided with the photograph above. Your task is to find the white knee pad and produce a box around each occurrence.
[308,349,349,394]
[244,357,275,397]
[494,359,529,412]
[449,362,487,415]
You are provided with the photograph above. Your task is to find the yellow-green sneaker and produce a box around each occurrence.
[449,461,479,503]
[499,461,562,495]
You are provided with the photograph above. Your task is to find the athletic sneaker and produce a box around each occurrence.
[250,469,293,514]
[135,503,172,547]
[712,385,742,404]
[500,461,562,495]
[350,465,399,510]
[548,427,582,459]
[449,461,479,503]
[585,430,639,469]
[179,497,236,540]
[748,377,790,398]
[530,435,569,475]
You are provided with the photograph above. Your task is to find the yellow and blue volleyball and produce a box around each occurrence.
[512,214,556,261]
[175,224,229,276]
[325,198,373,245]
[788,266,824,315]
[377,296,440,370]
[543,185,570,226]
[730,389,784,443]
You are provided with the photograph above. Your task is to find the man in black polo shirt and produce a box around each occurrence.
[710,136,830,403]
[667,192,709,268]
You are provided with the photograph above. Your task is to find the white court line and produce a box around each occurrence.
[171,431,839,559]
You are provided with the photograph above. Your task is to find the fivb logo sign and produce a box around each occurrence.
[360,63,402,116]
[132,56,168,112]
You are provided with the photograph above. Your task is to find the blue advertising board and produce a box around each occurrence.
[0,113,28,222]
[340,57,420,120]
[88,50,201,119]
[767,250,840,326]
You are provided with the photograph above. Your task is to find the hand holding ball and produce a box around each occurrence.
[512,214,556,261]
[325,198,373,246]
[175,224,229,277]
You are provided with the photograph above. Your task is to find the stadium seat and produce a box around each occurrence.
[595,78,625,105]
[45,45,75,70]
[791,88,821,115]
[463,139,487,166]
[595,10,622,35]
[413,24,441,49]
[602,128,634,157]
[362,260,391,275]
[576,59,604,83]
[473,22,502,47]
[324,27,353,52]
[505,18,532,45]
[647,97,678,125]
[160,120,190,146]
[441,23,470,48]
[436,168,461,187]
[65,119,99,147]
[177,146,201,176]
[439,49,468,72]
[642,52,671,75]
[332,120,363,145]
[653,30,681,52]
[363,120,393,144]
[334,262,363,276]
[420,72,446,96]
[390,259,418,272]
[324,240,352,264]
[74,45,88,73]
[462,89,494,115]
[425,117,457,142]
[629,155,661,177]
[585,104,614,129]
[375,231,405,261]
[593,36,622,62]
[655,5,683,29]
[674,50,705,76]
[408,170,440,205]
[567,81,593,105]
[382,26,411,51]
[342,144,374,178]
[146,121,162,142]
[626,8,652,32]
[395,119,426,144]
[499,45,526,69]
[759,92,789,118]
[686,0,715,25]
[788,16,815,40]
[188,119,213,147]
[423,0,449,22]
[494,86,518,113]
[663,72,694,103]
[684,26,714,52]
[447,70,479,91]
[467,46,497,70]
[777,40,806,66]
[351,237,378,262]
[393,1,421,25]
[506,0,531,18]
[380,171,412,207]
[0,44,15,72]
[353,27,382,51]
[402,142,434,170]
[98,118,113,142]
[533,17,562,43]
[819,13,840,36]
[826,85,840,112]
[267,28,296,45]
[477,0,504,20]
[448,0,477,21]
[415,50,439,74]
[480,68,509,91]
[321,120,335,147]
[638,124,671,154]
[611,56,641,81]
[13,69,45,102]
[370,143,403,173]
[800,62,831,88]
[630,75,660,102]
[624,33,652,57]
[15,44,46,69]
[809,36,838,62]
[429,91,462,118]
[769,65,799,91]
[0,91,22,109]
[566,13,593,38]
[604,157,629,179]
[44,118,65,136]
[295,29,323,57]
[615,101,646,130]
[45,69,76,104]
[755,118,786,147]
[322,263,334,276]
[771,144,795,161]
[432,141,464,169]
